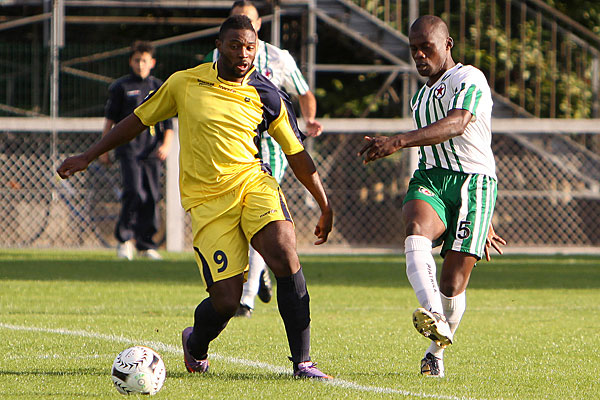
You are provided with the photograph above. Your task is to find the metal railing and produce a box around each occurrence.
[3,117,600,252]
[350,0,600,119]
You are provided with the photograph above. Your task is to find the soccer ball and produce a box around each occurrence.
[111,346,166,395]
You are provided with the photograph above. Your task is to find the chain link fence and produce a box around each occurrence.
[2,121,600,252]
[1,127,166,249]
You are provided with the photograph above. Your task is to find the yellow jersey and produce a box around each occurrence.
[134,62,305,211]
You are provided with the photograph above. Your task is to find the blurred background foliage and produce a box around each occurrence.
[0,1,599,119]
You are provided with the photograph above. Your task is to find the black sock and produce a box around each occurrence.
[188,297,230,360]
[276,267,311,364]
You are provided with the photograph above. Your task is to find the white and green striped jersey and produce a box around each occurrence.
[206,40,308,183]
[410,63,496,179]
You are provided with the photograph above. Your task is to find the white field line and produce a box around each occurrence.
[0,323,484,400]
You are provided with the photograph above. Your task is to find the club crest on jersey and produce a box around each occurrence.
[418,186,434,197]
[434,82,446,99]
[264,67,273,79]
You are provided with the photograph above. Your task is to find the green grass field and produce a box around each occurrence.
[0,250,599,399]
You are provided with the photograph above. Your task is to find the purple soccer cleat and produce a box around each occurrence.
[181,327,210,373]
[293,361,333,380]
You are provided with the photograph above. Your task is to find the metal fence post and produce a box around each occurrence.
[407,0,419,174]
[307,0,317,91]
[592,53,600,118]
[166,120,184,252]
[271,1,280,48]
[50,0,64,203]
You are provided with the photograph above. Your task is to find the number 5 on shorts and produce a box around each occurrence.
[457,220,472,240]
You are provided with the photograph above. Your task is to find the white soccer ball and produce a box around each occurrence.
[111,346,166,396]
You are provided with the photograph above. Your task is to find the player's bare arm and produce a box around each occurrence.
[484,223,506,262]
[157,128,175,161]
[358,108,472,164]
[298,91,323,137]
[57,113,147,178]
[99,118,116,165]
[286,150,333,245]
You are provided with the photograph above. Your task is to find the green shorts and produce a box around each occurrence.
[403,167,497,259]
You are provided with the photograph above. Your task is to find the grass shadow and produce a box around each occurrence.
[168,370,291,381]
[0,252,599,289]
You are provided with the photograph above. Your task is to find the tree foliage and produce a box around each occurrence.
[544,0,600,36]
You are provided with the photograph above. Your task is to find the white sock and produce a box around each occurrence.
[240,246,266,309]
[425,291,467,359]
[405,235,443,314]
[441,291,466,334]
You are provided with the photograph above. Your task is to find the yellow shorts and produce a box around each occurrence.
[189,172,293,289]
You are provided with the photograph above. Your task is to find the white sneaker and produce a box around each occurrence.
[138,249,162,260]
[116,240,134,261]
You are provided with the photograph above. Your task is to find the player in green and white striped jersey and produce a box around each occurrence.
[205,1,323,317]
[359,15,506,378]
[410,61,496,177]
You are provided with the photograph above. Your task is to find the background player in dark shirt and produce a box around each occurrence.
[100,40,174,260]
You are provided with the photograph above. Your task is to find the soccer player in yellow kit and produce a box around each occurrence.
[57,15,333,379]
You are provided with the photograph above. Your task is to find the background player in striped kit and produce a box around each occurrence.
[206,0,323,317]
[359,15,505,377]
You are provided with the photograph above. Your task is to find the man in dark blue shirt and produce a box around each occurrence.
[100,40,174,260]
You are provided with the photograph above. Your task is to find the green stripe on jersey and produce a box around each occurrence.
[439,143,453,168]
[266,136,277,174]
[263,136,287,183]
[429,98,453,169]
[448,138,464,172]
[452,83,466,108]
[474,176,495,253]
[435,97,446,118]
[413,86,427,128]
[291,69,308,95]
[424,86,435,126]
[430,146,441,167]
[461,84,477,112]
[256,50,263,74]
[472,89,482,115]
[413,87,427,168]
[204,50,215,62]
[410,90,421,109]
[467,175,482,255]
[264,44,269,70]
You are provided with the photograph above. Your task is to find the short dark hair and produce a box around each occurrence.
[129,40,155,58]
[229,0,258,15]
[409,15,450,38]
[219,15,255,39]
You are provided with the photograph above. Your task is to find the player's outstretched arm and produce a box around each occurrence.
[98,118,116,166]
[57,113,147,178]
[157,128,175,161]
[358,109,472,164]
[286,150,333,245]
[298,91,322,137]
[484,223,506,261]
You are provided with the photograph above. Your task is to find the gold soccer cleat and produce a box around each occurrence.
[412,308,453,348]
[420,352,445,378]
